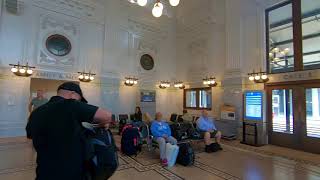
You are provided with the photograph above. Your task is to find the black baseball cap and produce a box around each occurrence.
[57,82,88,103]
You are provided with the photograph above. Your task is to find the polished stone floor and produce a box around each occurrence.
[0,137,319,180]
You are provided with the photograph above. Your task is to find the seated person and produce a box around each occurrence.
[181,109,193,123]
[151,112,177,166]
[142,112,152,124]
[134,106,142,122]
[197,110,222,152]
[132,106,143,127]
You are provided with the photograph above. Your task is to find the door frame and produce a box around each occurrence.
[266,80,320,153]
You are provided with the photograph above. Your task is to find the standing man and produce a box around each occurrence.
[28,90,48,113]
[197,110,222,151]
[26,82,112,180]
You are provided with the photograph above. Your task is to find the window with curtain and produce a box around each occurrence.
[184,88,212,110]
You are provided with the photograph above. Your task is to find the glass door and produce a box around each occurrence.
[302,86,320,154]
[267,82,320,154]
[268,87,297,149]
[272,89,293,134]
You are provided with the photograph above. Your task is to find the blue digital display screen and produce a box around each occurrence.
[141,91,156,102]
[245,91,263,120]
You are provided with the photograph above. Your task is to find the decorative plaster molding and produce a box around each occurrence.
[37,15,78,68]
[177,15,215,39]
[32,0,105,24]
[136,38,158,75]
[127,18,168,39]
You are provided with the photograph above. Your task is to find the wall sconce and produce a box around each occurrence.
[159,81,171,89]
[124,77,138,86]
[78,71,95,82]
[248,69,269,83]
[174,81,185,89]
[203,77,217,87]
[9,62,35,77]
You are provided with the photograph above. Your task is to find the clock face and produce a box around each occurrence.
[140,54,154,71]
[46,34,72,57]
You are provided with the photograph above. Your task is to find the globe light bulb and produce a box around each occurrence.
[273,47,280,53]
[152,3,163,17]
[169,0,180,6]
[137,0,147,6]
[11,67,18,73]
[249,76,254,81]
[274,57,280,62]
[210,80,215,85]
[284,48,290,53]
[129,80,134,84]
[255,75,261,80]
[134,80,138,84]
[90,76,94,81]
[269,53,273,57]
[84,75,89,80]
[203,81,207,85]
[79,75,84,79]
[261,74,268,80]
[125,80,130,84]
[19,68,26,74]
[27,69,33,75]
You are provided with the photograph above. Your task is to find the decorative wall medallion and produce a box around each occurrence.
[46,34,72,57]
[38,15,78,67]
[140,54,154,71]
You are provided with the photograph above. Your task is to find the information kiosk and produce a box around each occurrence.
[241,90,268,146]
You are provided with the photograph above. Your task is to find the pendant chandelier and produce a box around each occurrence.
[129,0,180,18]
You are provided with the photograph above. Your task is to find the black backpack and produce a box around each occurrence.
[177,143,194,166]
[206,143,222,153]
[83,128,119,180]
[170,123,190,141]
[121,125,141,156]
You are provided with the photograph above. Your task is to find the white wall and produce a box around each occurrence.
[0,0,180,137]
[0,0,297,137]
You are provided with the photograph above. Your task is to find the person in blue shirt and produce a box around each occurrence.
[197,110,222,149]
[151,112,177,166]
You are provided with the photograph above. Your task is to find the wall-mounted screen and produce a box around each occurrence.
[244,91,263,121]
[141,91,156,102]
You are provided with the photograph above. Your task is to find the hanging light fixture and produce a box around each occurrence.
[129,0,179,17]
[248,69,269,83]
[124,77,138,86]
[203,77,217,87]
[137,0,148,6]
[9,62,35,77]
[174,81,185,89]
[78,71,95,82]
[269,46,291,66]
[169,0,180,6]
[152,0,163,18]
[159,81,171,89]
